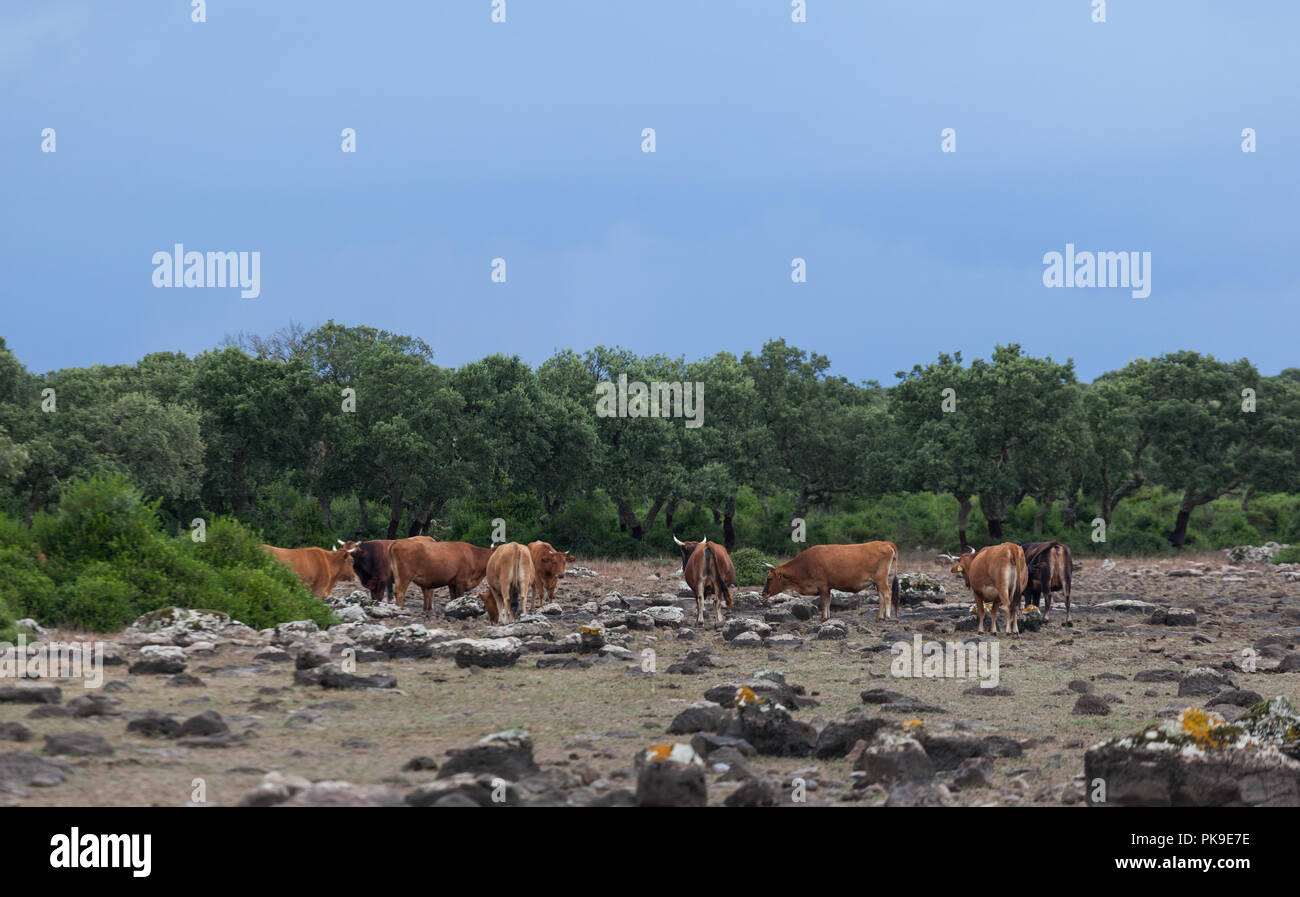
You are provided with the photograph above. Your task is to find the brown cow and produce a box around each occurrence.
[262,544,359,599]
[673,536,736,626]
[1019,541,1073,625]
[949,543,1028,635]
[388,539,495,614]
[760,542,900,622]
[485,542,535,624]
[526,541,574,612]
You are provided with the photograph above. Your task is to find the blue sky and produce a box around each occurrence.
[3,1,1297,382]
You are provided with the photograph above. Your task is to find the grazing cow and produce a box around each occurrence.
[526,541,574,612]
[262,544,359,599]
[485,542,535,624]
[1018,541,1074,625]
[673,535,736,626]
[387,539,495,614]
[761,542,900,622]
[949,543,1029,635]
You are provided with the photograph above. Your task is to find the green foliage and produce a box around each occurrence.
[731,547,775,586]
[1272,546,1300,564]
[1,476,332,632]
[3,326,1300,562]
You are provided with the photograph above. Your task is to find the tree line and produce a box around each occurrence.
[1,323,1297,556]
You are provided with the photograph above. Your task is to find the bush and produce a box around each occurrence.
[1,476,334,632]
[31,472,161,566]
[57,568,135,633]
[731,547,775,586]
[1272,546,1300,564]
[0,594,19,643]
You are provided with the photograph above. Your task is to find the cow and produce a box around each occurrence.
[949,543,1029,636]
[760,541,900,622]
[387,539,495,614]
[262,544,359,599]
[484,542,535,624]
[340,538,415,604]
[526,541,574,612]
[1018,540,1074,625]
[673,535,736,626]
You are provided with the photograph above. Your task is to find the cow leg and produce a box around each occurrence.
[975,600,986,634]
[385,577,395,604]
[422,587,435,615]
[1042,589,1052,624]
[1063,581,1072,627]
[394,576,408,609]
[485,588,501,624]
[714,585,726,625]
[819,588,831,623]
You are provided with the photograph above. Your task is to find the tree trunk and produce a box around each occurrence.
[664,499,678,535]
[1061,491,1076,528]
[723,496,737,550]
[795,487,810,521]
[318,494,332,530]
[616,498,667,542]
[955,493,972,550]
[1169,490,1196,548]
[1240,486,1252,512]
[386,488,403,540]
[979,492,1007,541]
[355,494,369,540]
[1033,497,1053,535]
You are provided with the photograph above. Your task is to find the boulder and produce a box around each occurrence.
[1084,699,1300,806]
[635,744,707,807]
[854,731,935,786]
[453,637,523,669]
[437,729,540,781]
[128,645,187,675]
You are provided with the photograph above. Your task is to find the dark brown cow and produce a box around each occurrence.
[484,541,534,624]
[526,541,574,612]
[388,539,495,614]
[262,544,359,599]
[949,543,1028,635]
[673,535,736,626]
[760,542,900,622]
[341,538,397,603]
[1018,541,1073,625]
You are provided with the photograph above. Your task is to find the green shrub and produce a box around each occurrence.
[57,568,135,632]
[31,472,160,566]
[1272,545,1300,564]
[0,594,19,643]
[731,547,775,586]
[1,476,333,632]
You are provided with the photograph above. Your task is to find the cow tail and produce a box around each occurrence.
[703,543,715,593]
[1015,551,1028,611]
[890,545,900,612]
[511,547,522,610]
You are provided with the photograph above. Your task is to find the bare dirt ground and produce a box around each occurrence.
[3,551,1299,806]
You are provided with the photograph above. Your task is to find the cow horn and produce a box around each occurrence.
[762,562,776,569]
[701,537,707,545]
[672,535,685,546]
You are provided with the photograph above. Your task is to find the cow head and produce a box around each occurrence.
[336,539,362,579]
[949,549,976,586]
[759,562,791,599]
[551,547,574,578]
[672,535,700,569]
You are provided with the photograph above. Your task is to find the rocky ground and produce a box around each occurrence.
[2,551,1299,807]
